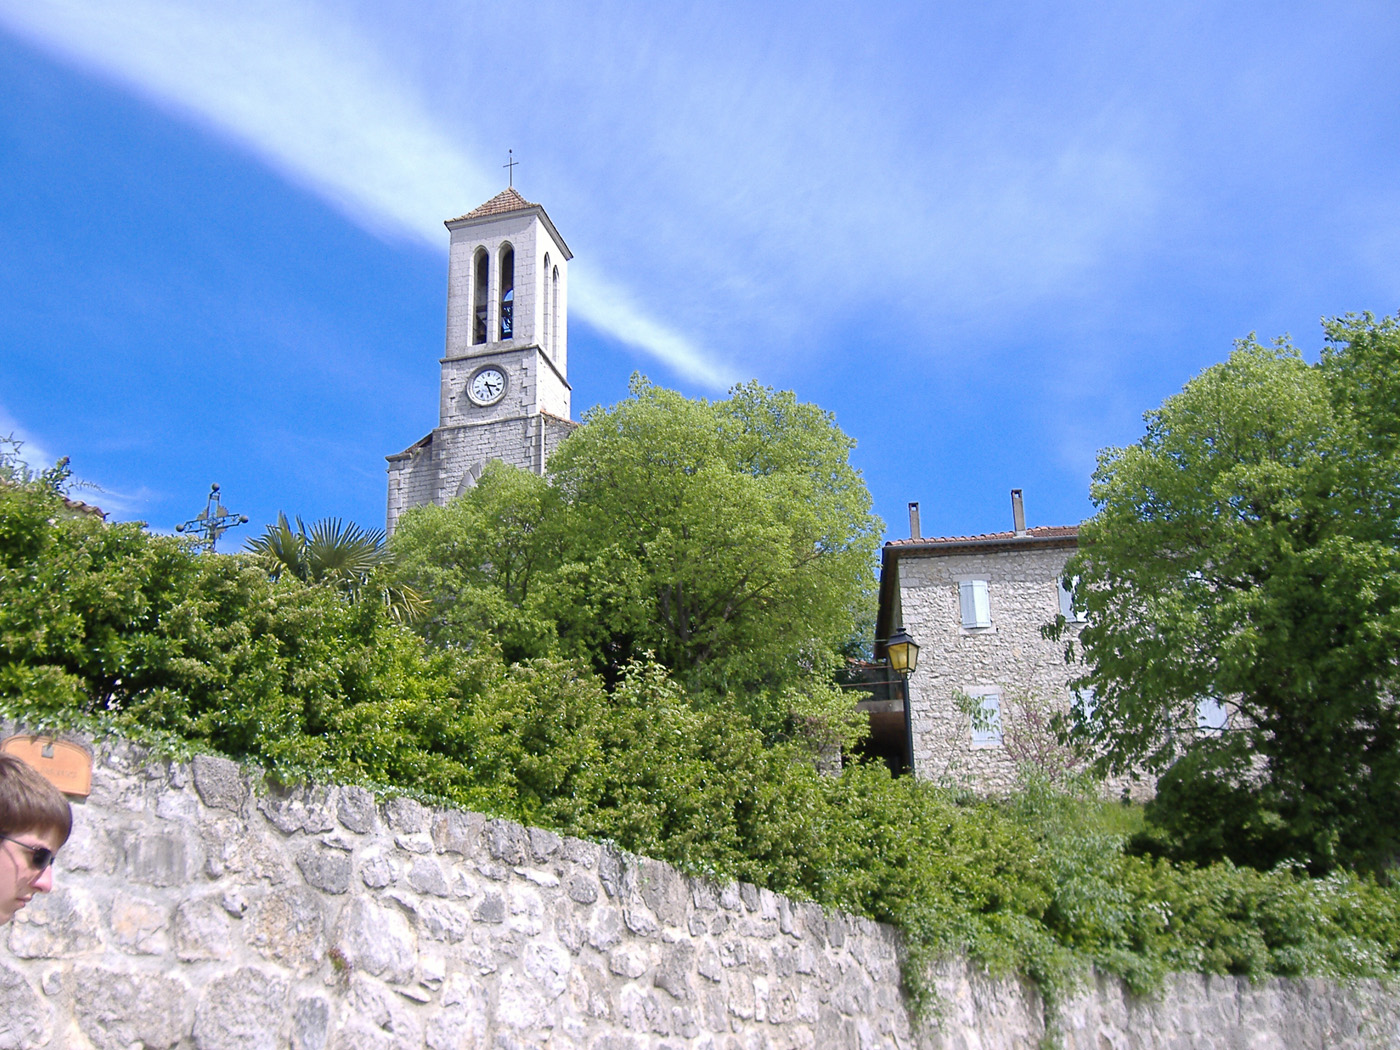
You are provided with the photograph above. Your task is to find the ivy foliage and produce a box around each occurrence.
[3,471,1398,1017]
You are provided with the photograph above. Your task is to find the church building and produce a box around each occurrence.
[386,188,577,533]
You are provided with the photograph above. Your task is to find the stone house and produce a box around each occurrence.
[866,490,1085,791]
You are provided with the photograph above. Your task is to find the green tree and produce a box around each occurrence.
[1058,320,1400,873]
[389,462,560,663]
[393,378,882,737]
[247,513,427,624]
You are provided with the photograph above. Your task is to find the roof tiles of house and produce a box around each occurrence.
[448,188,537,223]
[884,524,1079,550]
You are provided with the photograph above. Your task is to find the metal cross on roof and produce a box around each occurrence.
[175,483,249,552]
[503,149,518,187]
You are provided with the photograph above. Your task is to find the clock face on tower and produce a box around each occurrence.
[467,366,507,406]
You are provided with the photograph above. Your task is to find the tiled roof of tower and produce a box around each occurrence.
[884,524,1079,548]
[449,188,538,223]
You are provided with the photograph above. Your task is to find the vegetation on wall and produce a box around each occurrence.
[2,373,1398,1023]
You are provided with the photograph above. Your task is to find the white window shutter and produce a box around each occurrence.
[971,693,1003,745]
[959,581,978,627]
[1058,576,1075,620]
[960,580,991,628]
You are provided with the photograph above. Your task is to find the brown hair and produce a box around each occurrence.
[0,754,72,845]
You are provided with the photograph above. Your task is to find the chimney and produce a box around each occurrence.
[908,502,921,540]
[1011,489,1027,536]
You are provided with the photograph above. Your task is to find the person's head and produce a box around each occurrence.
[0,753,71,923]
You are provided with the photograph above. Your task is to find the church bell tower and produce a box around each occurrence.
[386,188,575,533]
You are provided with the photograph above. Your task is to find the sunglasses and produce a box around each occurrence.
[0,834,56,872]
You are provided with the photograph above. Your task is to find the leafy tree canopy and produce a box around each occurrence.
[392,378,882,737]
[1059,315,1400,873]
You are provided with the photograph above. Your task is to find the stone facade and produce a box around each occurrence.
[877,527,1082,792]
[386,189,576,535]
[5,728,1395,1049]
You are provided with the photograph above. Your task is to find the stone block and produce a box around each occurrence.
[347,973,424,1046]
[336,786,379,834]
[192,754,246,811]
[8,886,103,958]
[565,873,598,904]
[73,964,192,1050]
[385,796,428,834]
[108,894,170,955]
[485,819,529,865]
[174,895,234,961]
[260,787,337,836]
[429,974,489,1049]
[497,942,572,1030]
[111,825,197,887]
[474,891,506,924]
[249,885,326,973]
[408,857,451,897]
[638,858,689,928]
[192,967,289,1050]
[334,895,416,983]
[529,826,561,860]
[654,943,697,1001]
[431,808,482,855]
[360,849,395,889]
[0,962,49,1049]
[598,847,626,899]
[292,996,330,1050]
[298,843,353,895]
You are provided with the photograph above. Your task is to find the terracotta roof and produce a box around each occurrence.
[448,188,537,224]
[62,496,107,520]
[885,524,1078,548]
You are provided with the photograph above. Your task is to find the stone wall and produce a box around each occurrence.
[3,732,1395,1050]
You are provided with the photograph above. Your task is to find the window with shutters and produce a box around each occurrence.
[1196,696,1230,733]
[968,688,1003,747]
[1058,575,1085,622]
[958,578,992,629]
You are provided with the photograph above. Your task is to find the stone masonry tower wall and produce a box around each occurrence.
[385,189,575,535]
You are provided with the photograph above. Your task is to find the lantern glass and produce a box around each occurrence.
[886,626,919,675]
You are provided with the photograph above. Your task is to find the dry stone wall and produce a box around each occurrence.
[2,731,1395,1049]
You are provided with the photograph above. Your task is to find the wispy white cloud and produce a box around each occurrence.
[0,406,58,474]
[0,404,155,515]
[569,271,736,388]
[0,1,1176,382]
[0,0,740,386]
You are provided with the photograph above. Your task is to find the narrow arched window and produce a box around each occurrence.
[472,247,489,345]
[498,244,515,341]
[551,265,560,358]
[542,252,552,354]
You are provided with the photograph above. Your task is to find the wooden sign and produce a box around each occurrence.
[1,736,93,798]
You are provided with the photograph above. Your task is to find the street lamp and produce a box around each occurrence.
[885,626,919,776]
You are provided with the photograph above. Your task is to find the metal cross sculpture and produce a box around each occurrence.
[503,149,518,187]
[175,483,249,552]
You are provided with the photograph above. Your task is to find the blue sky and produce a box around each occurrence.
[2,2,1397,544]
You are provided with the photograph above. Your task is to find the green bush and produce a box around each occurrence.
[3,475,1398,1026]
